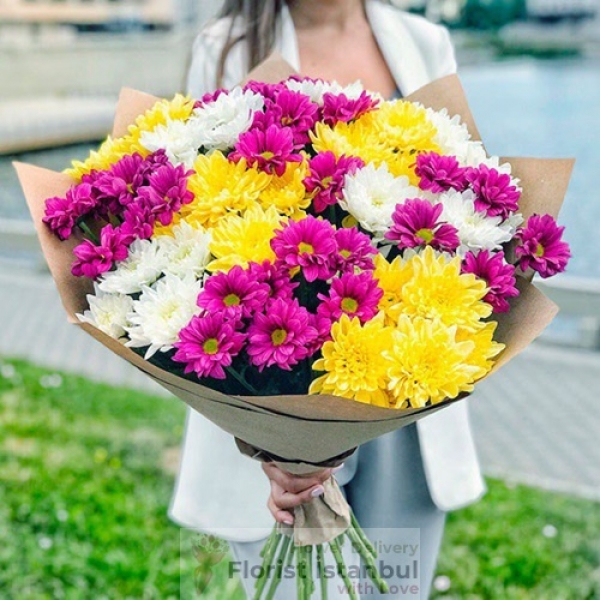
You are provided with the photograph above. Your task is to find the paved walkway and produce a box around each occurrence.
[1,266,599,501]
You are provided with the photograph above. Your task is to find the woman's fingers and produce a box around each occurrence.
[267,480,326,524]
[267,495,294,525]
[261,462,333,494]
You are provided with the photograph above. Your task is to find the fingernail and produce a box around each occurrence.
[282,516,294,526]
[311,485,325,498]
[332,463,345,473]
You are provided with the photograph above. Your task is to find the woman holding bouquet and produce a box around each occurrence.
[170,0,485,597]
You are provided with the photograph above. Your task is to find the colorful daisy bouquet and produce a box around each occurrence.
[16,61,572,599]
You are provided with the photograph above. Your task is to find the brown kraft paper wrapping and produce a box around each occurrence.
[14,59,574,545]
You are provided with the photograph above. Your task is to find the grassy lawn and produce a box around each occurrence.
[1,357,599,599]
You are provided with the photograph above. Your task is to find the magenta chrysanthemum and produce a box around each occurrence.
[317,272,383,323]
[173,313,245,380]
[255,89,318,146]
[242,81,283,102]
[514,213,571,278]
[71,224,129,278]
[462,249,519,313]
[137,162,194,226]
[119,202,155,244]
[304,151,364,214]
[94,153,146,215]
[197,265,271,319]
[246,298,318,371]
[334,227,377,273]
[271,216,337,282]
[247,260,298,301]
[321,91,379,126]
[385,198,460,252]
[415,152,468,193]
[230,124,302,176]
[465,164,521,220]
[43,196,75,240]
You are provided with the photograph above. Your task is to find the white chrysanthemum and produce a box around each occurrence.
[155,221,212,279]
[139,118,200,168]
[340,163,421,240]
[77,285,133,340]
[189,87,264,151]
[125,274,203,359]
[439,190,519,256]
[98,239,166,295]
[285,78,344,104]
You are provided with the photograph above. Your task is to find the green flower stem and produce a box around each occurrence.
[260,524,278,559]
[316,544,328,600]
[345,527,389,594]
[224,366,260,395]
[306,544,315,597]
[296,545,305,599]
[78,220,100,245]
[286,541,296,567]
[253,531,281,600]
[350,512,377,558]
[264,535,292,600]
[330,538,358,600]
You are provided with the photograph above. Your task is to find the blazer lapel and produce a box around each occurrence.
[365,0,429,96]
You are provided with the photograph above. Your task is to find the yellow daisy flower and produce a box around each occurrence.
[389,247,492,331]
[372,253,415,324]
[207,204,285,273]
[387,315,479,408]
[456,321,505,381]
[259,160,311,220]
[184,152,271,229]
[310,313,394,408]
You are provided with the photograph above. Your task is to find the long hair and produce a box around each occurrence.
[217,0,285,87]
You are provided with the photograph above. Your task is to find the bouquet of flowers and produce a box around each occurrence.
[15,57,572,598]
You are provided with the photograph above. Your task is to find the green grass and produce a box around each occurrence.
[1,357,599,599]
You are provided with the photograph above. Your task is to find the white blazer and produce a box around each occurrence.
[170,0,486,542]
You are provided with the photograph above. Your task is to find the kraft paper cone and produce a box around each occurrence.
[14,67,573,546]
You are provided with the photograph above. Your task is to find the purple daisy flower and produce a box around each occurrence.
[317,272,383,324]
[462,250,519,313]
[385,198,460,253]
[230,124,302,177]
[514,213,571,278]
[173,313,246,380]
[333,227,378,273]
[71,224,129,278]
[271,216,337,282]
[246,297,318,371]
[243,80,283,103]
[415,152,468,193]
[197,265,271,320]
[304,151,364,214]
[119,202,155,244]
[465,164,521,220]
[137,162,194,226]
[320,91,379,126]
[43,195,77,240]
[247,260,298,301]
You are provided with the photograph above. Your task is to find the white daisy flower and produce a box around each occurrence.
[139,118,200,168]
[340,163,421,240]
[189,87,264,152]
[285,78,344,104]
[98,239,166,295]
[77,285,133,340]
[125,274,203,359]
[155,221,212,279]
[439,190,519,257]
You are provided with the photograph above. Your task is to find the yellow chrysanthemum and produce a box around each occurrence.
[207,204,284,273]
[184,152,270,229]
[387,315,479,408]
[259,160,311,220]
[64,134,146,181]
[127,94,195,145]
[310,313,394,407]
[388,247,491,331]
[373,253,415,324]
[456,321,505,380]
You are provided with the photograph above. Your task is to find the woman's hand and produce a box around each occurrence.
[262,462,341,526]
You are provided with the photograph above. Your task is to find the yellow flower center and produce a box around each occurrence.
[341,297,359,314]
[339,249,351,259]
[535,243,545,257]
[203,338,219,355]
[416,228,434,244]
[271,328,288,346]
[261,151,275,161]
[224,293,241,307]
[321,176,333,188]
[299,242,314,255]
